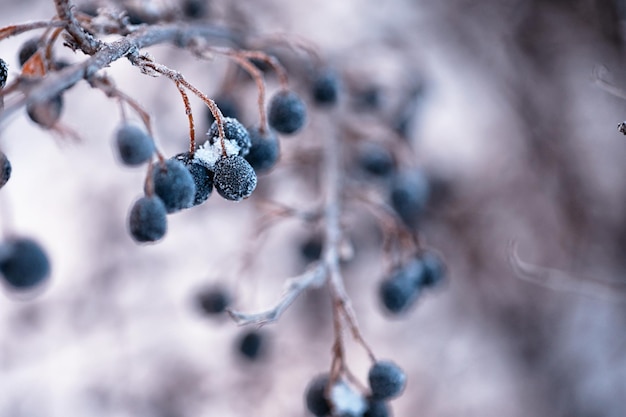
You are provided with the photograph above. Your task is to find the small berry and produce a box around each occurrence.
[182,0,208,18]
[174,152,213,206]
[237,329,266,361]
[244,126,280,174]
[300,235,323,262]
[114,124,155,166]
[389,169,429,228]
[128,195,168,242]
[18,38,39,67]
[420,251,446,288]
[0,237,50,290]
[358,142,395,177]
[206,96,240,125]
[364,398,390,417]
[379,274,419,314]
[149,159,196,213]
[368,361,406,400]
[0,152,11,189]
[26,95,63,129]
[311,68,340,106]
[208,117,251,156]
[268,90,307,134]
[0,58,8,88]
[213,155,257,201]
[352,85,381,111]
[305,374,331,416]
[195,286,230,315]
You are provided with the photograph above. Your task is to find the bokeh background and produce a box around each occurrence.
[1,0,626,416]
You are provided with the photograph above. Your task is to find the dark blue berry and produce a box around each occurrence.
[0,152,11,189]
[196,286,230,315]
[358,142,395,177]
[379,274,418,314]
[18,38,39,67]
[208,117,251,156]
[0,237,50,290]
[312,68,340,106]
[368,361,406,400]
[128,195,168,242]
[364,398,390,417]
[206,97,240,125]
[237,329,266,361]
[420,251,446,288]
[305,374,331,416]
[300,235,323,262]
[27,94,63,129]
[268,90,307,134]
[389,169,429,228]
[149,159,196,213]
[115,124,155,166]
[244,126,280,174]
[174,152,213,206]
[182,0,209,18]
[0,58,8,88]
[213,155,257,201]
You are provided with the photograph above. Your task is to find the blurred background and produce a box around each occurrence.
[1,0,626,416]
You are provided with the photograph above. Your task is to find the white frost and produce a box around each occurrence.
[330,380,367,417]
[193,134,241,169]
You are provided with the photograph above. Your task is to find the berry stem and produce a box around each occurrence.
[174,81,196,155]
[0,20,65,42]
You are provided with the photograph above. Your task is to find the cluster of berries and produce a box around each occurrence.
[194,285,268,361]
[305,360,406,417]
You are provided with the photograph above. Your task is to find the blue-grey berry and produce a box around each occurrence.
[364,398,390,417]
[0,237,50,290]
[237,329,266,361]
[128,195,168,242]
[213,155,257,201]
[18,38,39,67]
[208,117,251,156]
[421,251,446,288]
[312,68,340,106]
[389,169,429,229]
[196,286,230,315]
[149,159,196,213]
[368,361,406,400]
[115,124,155,166]
[244,126,280,174]
[305,374,331,416]
[358,142,395,177]
[0,152,11,189]
[174,152,213,206]
[268,90,307,134]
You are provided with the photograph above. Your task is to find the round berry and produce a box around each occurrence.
[208,117,251,156]
[364,398,390,417]
[182,0,208,18]
[0,152,11,189]
[206,96,240,125]
[300,234,323,262]
[420,251,446,288]
[368,361,406,400]
[195,286,230,315]
[174,152,213,206]
[114,124,155,166]
[311,68,340,106]
[0,58,8,88]
[244,126,280,174]
[213,155,257,201]
[149,159,196,213]
[358,142,395,177]
[128,195,168,242]
[379,274,418,314]
[237,329,266,361]
[389,169,429,229]
[305,374,331,416]
[268,90,307,134]
[0,237,50,290]
[18,38,39,67]
[26,95,63,129]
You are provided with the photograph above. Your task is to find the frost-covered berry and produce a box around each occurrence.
[206,96,240,125]
[213,155,257,201]
[174,152,213,206]
[390,169,429,228]
[208,117,251,156]
[237,329,266,361]
[244,126,280,174]
[149,159,196,213]
[0,152,11,189]
[26,95,63,129]
[18,38,39,67]
[312,68,340,106]
[114,124,154,166]
[196,286,230,315]
[128,195,168,242]
[268,90,307,134]
[0,58,8,88]
[305,374,331,416]
[368,361,406,400]
[358,142,395,177]
[0,237,50,290]
[364,398,390,417]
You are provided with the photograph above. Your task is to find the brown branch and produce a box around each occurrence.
[0,20,65,41]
